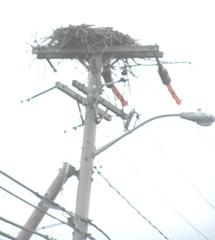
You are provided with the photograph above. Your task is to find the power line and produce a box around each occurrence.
[0,170,110,240]
[88,221,111,240]
[0,169,72,217]
[195,124,215,155]
[0,216,57,240]
[101,128,211,240]
[100,125,215,212]
[5,223,64,238]
[0,169,42,198]
[94,166,170,240]
[0,231,16,240]
[181,103,215,156]
[96,137,212,240]
[143,126,215,211]
[0,186,71,228]
[0,230,17,240]
[100,120,215,239]
[66,213,111,240]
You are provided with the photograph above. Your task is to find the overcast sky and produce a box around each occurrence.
[1,1,215,240]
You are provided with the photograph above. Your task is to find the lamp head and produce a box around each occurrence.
[180,111,215,126]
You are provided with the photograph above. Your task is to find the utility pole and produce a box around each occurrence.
[73,55,102,240]
[16,163,77,240]
[32,25,164,240]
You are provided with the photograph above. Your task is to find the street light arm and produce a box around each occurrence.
[95,113,180,156]
[95,111,214,156]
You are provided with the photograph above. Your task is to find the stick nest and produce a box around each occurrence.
[40,24,140,50]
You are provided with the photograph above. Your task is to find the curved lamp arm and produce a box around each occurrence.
[95,111,214,156]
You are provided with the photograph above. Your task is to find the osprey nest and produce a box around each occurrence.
[39,24,140,51]
[35,25,144,83]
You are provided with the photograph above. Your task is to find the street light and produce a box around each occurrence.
[95,111,214,156]
[179,111,215,126]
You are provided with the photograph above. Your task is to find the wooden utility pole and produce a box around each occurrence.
[32,25,164,240]
[16,163,77,240]
[73,55,102,240]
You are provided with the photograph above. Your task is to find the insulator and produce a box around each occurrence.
[158,65,171,85]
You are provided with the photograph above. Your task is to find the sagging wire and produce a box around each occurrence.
[93,167,170,240]
[0,170,110,240]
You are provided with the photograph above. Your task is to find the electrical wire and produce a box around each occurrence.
[195,124,215,155]
[118,59,191,68]
[0,216,57,240]
[143,126,215,211]
[64,211,111,240]
[95,167,212,240]
[0,230,17,240]
[0,186,71,228]
[94,166,170,240]
[0,170,110,240]
[181,103,215,156]
[88,222,111,240]
[0,170,59,212]
[0,170,60,209]
[99,128,212,240]
[21,50,213,240]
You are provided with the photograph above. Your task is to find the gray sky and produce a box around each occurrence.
[1,1,215,240]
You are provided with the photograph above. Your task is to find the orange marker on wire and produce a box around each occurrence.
[111,85,128,107]
[166,84,181,105]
